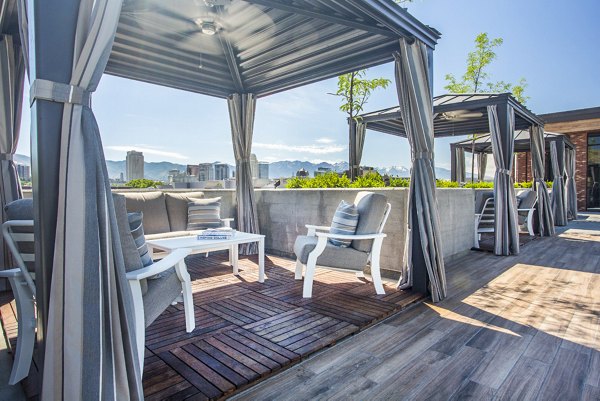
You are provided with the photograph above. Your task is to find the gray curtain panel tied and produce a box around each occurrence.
[394,38,447,303]
[477,152,487,182]
[565,148,577,220]
[488,105,520,256]
[228,93,260,255]
[455,147,466,182]
[0,35,25,273]
[550,141,568,226]
[25,0,144,399]
[348,120,366,179]
[530,126,555,236]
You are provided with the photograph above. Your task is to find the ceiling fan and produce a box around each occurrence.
[441,109,484,122]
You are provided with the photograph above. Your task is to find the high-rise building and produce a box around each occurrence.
[258,162,269,179]
[186,164,200,178]
[250,153,259,179]
[214,163,230,180]
[126,150,144,181]
[198,163,215,181]
[314,166,331,177]
[16,164,31,181]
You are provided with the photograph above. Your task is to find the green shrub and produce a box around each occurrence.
[436,179,459,188]
[126,178,163,188]
[350,172,385,188]
[514,181,533,188]
[546,181,553,188]
[464,181,494,189]
[389,177,410,187]
[285,172,351,189]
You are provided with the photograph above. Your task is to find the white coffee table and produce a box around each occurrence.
[146,232,266,282]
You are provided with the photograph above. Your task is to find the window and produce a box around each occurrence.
[586,133,600,209]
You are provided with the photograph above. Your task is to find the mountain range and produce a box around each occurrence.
[13,155,452,181]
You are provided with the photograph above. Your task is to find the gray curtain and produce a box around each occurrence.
[228,93,260,255]
[455,147,466,182]
[394,38,446,303]
[565,147,577,220]
[349,120,366,179]
[550,141,568,226]
[489,105,519,255]
[0,35,25,275]
[27,0,144,399]
[530,125,554,236]
[477,152,487,182]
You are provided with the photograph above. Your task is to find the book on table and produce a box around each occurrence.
[197,227,236,240]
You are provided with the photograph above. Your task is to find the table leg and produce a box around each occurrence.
[229,244,233,266]
[232,244,239,275]
[258,238,265,283]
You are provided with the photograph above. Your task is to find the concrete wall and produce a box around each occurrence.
[23,187,475,272]
[255,188,474,272]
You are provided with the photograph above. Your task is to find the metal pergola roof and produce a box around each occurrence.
[358,93,544,137]
[106,0,441,98]
[451,130,575,154]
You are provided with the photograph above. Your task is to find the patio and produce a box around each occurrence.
[2,214,599,400]
[234,214,600,401]
[1,251,424,400]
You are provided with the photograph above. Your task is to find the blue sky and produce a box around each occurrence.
[16,0,600,170]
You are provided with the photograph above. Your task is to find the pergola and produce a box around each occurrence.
[0,0,446,397]
[450,130,577,226]
[449,130,575,181]
[355,93,554,255]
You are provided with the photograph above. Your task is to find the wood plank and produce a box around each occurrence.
[537,347,589,401]
[158,350,222,399]
[449,380,495,401]
[493,357,550,401]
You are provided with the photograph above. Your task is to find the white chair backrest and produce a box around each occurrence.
[3,220,35,296]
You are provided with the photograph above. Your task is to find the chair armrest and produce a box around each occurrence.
[315,232,387,241]
[306,225,330,236]
[517,208,534,212]
[305,225,331,231]
[0,268,24,278]
[126,248,191,281]
[221,218,234,228]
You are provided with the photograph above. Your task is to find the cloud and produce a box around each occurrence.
[105,145,190,160]
[253,142,346,155]
[315,137,335,144]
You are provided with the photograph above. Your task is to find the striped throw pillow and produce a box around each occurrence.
[127,212,153,268]
[329,200,359,247]
[187,197,222,230]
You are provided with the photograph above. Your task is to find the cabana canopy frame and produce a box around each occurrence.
[450,130,575,155]
[4,0,445,392]
[358,93,543,138]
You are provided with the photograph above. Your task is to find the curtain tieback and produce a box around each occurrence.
[413,151,433,160]
[0,153,13,161]
[497,168,511,175]
[30,79,91,107]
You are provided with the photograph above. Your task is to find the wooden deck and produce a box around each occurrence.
[236,215,600,401]
[0,252,423,400]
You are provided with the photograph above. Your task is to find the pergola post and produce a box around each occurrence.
[227,93,260,254]
[29,0,80,381]
[450,143,457,182]
[349,119,357,180]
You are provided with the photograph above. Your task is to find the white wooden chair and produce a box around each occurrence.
[0,218,35,385]
[516,190,537,236]
[113,194,195,372]
[294,192,391,298]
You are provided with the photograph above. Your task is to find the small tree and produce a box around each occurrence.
[126,178,163,188]
[331,70,390,179]
[445,32,528,182]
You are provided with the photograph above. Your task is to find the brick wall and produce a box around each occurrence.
[514,153,531,182]
[567,132,588,211]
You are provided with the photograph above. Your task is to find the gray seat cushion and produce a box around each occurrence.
[113,194,148,295]
[517,190,537,210]
[351,192,388,252]
[4,198,33,220]
[143,267,182,327]
[122,191,170,235]
[165,192,204,231]
[294,235,369,271]
[475,191,494,214]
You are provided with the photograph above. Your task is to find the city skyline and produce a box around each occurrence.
[13,0,599,171]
